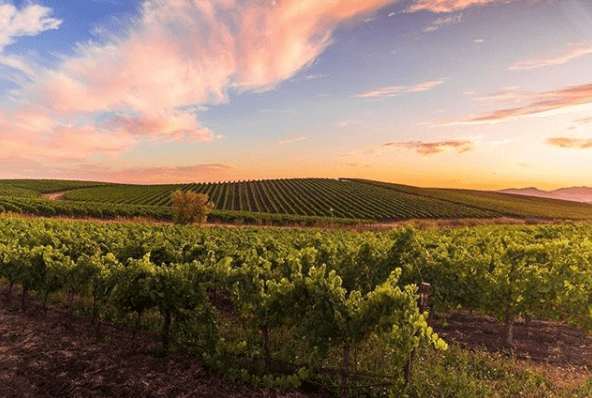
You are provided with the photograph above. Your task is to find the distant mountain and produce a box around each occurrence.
[500,187,592,204]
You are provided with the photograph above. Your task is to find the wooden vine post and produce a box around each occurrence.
[262,327,272,368]
[404,282,431,383]
[341,343,351,398]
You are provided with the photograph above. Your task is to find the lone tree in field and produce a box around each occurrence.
[171,190,214,225]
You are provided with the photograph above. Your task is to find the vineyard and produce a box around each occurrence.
[64,178,499,220]
[0,179,111,195]
[348,178,592,220]
[2,178,592,225]
[1,217,591,396]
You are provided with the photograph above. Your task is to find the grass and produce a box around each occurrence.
[406,344,592,398]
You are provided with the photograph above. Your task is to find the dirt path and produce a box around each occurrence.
[40,191,68,201]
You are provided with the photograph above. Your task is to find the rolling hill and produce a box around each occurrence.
[500,187,592,204]
[2,178,592,222]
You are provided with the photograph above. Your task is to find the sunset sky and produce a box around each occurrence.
[1,0,591,189]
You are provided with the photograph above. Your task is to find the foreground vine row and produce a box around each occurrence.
[0,217,591,395]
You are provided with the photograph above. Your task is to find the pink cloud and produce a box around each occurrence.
[45,126,136,162]
[81,163,233,184]
[236,0,393,90]
[0,160,232,184]
[0,109,135,164]
[2,0,395,177]
[0,0,399,180]
[357,79,446,99]
[28,0,394,115]
[108,114,215,142]
[384,139,474,155]
[546,137,592,149]
[508,42,592,70]
[441,83,592,125]
[407,0,508,13]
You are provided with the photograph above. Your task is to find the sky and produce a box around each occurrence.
[0,0,591,190]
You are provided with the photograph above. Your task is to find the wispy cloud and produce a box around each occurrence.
[441,83,592,125]
[258,108,295,114]
[107,114,215,143]
[407,0,508,13]
[345,162,371,168]
[424,13,462,32]
[472,86,552,107]
[276,135,307,145]
[576,117,592,124]
[0,109,135,164]
[546,137,592,149]
[79,163,232,184]
[383,139,475,155]
[290,73,328,83]
[0,3,62,50]
[508,42,592,70]
[357,79,446,99]
[335,119,364,127]
[305,73,328,80]
[0,3,62,79]
[92,0,126,4]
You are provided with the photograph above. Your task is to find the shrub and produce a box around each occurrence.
[171,190,214,225]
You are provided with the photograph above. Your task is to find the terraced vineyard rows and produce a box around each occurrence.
[65,178,499,220]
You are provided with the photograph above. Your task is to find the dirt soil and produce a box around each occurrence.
[1,295,591,398]
[432,310,592,369]
[0,293,329,398]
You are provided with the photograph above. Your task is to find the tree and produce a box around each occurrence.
[171,190,214,225]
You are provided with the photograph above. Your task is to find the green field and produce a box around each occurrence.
[2,177,592,222]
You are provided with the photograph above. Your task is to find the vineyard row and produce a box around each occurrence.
[1,218,591,393]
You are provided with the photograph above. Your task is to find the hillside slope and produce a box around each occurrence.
[347,179,592,220]
[3,178,592,221]
[501,187,592,204]
[64,178,498,221]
